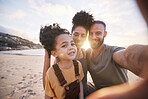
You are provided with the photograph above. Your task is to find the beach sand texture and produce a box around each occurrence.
[0,54,141,99]
[0,54,44,99]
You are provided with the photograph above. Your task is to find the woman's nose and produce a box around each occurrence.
[77,35,81,40]
[92,33,96,39]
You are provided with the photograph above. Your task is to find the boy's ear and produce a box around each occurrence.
[51,50,57,57]
[104,31,107,37]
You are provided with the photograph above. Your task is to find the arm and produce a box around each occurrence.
[79,81,84,99]
[45,95,52,99]
[43,49,51,89]
[86,79,148,99]
[113,44,148,78]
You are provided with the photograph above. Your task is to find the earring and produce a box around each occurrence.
[56,57,60,62]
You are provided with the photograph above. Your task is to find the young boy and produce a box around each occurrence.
[40,23,84,99]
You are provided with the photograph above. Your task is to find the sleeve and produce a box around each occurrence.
[78,61,84,81]
[45,74,55,97]
[113,46,125,53]
[112,46,125,68]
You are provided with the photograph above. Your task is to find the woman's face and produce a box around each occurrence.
[72,26,87,49]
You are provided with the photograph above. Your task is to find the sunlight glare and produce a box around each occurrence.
[81,34,91,50]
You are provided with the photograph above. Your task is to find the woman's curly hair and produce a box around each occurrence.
[39,23,70,58]
[72,10,94,33]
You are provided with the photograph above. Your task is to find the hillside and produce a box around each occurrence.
[0,32,42,51]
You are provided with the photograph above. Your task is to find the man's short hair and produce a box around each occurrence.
[92,20,106,30]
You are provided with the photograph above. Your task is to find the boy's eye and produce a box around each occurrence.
[61,44,67,48]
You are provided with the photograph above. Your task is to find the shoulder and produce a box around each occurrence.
[81,48,87,58]
[46,66,55,79]
[74,60,83,70]
[105,44,124,53]
[86,48,92,59]
[86,48,92,53]
[81,48,86,53]
[75,48,86,59]
[74,60,82,66]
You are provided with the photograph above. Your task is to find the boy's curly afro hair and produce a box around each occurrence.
[39,23,70,58]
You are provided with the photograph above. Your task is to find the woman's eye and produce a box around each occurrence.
[74,33,79,37]
[71,43,75,46]
[62,45,67,48]
[81,34,86,38]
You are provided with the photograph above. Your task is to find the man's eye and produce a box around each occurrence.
[96,32,102,36]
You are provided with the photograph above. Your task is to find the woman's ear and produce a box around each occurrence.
[51,50,57,57]
[104,31,107,37]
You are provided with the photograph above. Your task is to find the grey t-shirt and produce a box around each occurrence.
[87,44,128,89]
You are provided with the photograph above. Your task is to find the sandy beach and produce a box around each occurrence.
[0,54,142,99]
[0,54,44,99]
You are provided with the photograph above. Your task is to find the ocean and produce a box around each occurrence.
[0,49,45,56]
[0,49,56,65]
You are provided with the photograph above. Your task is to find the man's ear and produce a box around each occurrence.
[51,50,57,57]
[104,31,107,37]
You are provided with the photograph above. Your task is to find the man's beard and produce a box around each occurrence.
[90,38,104,49]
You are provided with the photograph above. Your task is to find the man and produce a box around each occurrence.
[86,0,148,98]
[87,20,128,90]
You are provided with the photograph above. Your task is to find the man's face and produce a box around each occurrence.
[72,26,87,49]
[88,23,106,49]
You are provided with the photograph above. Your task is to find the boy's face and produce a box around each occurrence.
[53,34,77,61]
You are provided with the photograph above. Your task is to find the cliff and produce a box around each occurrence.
[0,32,42,51]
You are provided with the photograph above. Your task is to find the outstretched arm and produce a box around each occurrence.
[43,49,51,89]
[113,44,148,78]
[86,79,148,99]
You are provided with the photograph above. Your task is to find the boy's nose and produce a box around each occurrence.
[68,45,75,51]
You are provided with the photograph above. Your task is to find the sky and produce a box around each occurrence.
[0,0,147,48]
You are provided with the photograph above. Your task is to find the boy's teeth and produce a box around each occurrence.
[69,52,75,55]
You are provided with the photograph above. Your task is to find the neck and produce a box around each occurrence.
[77,46,81,51]
[92,44,104,58]
[58,60,73,69]
[75,48,84,59]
